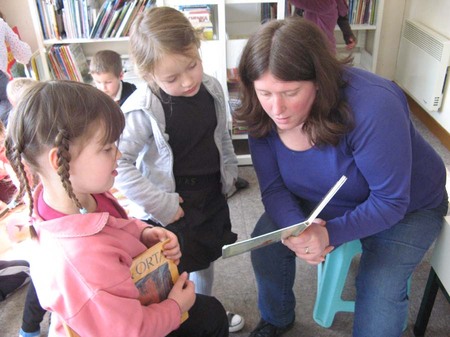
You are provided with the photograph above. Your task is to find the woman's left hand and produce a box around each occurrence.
[282,219,334,265]
[141,226,182,264]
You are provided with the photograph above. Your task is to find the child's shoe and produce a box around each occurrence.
[19,328,40,337]
[227,311,245,332]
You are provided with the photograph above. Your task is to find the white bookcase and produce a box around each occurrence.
[223,1,286,166]
[25,0,383,166]
[335,20,385,73]
[26,0,286,166]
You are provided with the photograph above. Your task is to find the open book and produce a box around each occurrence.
[130,240,189,323]
[222,175,347,258]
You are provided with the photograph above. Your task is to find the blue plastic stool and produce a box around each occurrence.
[313,239,362,328]
[313,239,411,329]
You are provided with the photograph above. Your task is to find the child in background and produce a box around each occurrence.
[115,6,244,332]
[6,77,36,107]
[1,77,37,211]
[0,120,16,206]
[0,12,32,126]
[0,260,30,301]
[6,80,229,337]
[0,121,30,303]
[290,0,357,52]
[18,279,46,337]
[1,77,45,337]
[89,49,137,106]
[335,0,357,50]
[6,79,45,337]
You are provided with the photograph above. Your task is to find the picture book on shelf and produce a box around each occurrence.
[222,175,348,258]
[65,44,92,83]
[130,240,189,323]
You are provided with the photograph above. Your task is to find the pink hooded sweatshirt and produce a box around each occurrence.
[30,185,182,337]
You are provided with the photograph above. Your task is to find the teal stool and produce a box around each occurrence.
[313,239,362,328]
[313,239,411,329]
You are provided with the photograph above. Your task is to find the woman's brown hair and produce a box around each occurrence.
[235,16,354,146]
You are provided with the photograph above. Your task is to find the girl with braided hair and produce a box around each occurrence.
[5,80,229,337]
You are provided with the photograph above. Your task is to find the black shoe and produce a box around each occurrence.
[249,319,294,337]
[235,176,249,190]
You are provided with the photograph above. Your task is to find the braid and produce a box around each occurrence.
[4,138,37,238]
[54,130,84,211]
[5,80,125,218]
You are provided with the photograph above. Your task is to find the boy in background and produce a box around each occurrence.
[89,50,136,106]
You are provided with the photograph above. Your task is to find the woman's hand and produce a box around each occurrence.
[141,226,182,264]
[282,219,334,265]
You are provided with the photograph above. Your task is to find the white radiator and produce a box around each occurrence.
[394,19,450,112]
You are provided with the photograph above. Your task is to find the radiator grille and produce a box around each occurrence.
[395,19,450,112]
[403,20,445,62]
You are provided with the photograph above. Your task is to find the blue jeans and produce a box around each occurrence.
[251,193,448,336]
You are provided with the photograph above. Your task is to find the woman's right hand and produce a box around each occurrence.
[168,272,195,315]
[283,219,334,265]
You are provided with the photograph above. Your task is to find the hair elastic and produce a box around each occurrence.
[28,216,36,227]
[7,200,19,209]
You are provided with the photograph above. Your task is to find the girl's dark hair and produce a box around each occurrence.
[5,80,125,237]
[235,16,354,146]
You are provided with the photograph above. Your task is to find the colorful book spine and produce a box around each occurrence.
[90,0,113,38]
[122,0,147,37]
[115,0,137,37]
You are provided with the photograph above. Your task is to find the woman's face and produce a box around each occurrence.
[254,71,317,131]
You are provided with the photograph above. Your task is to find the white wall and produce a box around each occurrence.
[403,0,450,133]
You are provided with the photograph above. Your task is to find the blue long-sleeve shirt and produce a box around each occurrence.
[249,67,446,246]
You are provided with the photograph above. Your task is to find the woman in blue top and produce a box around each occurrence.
[234,16,448,337]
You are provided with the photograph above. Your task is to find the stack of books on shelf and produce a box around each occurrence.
[90,0,156,39]
[47,44,92,83]
[35,0,156,40]
[261,3,278,22]
[25,52,46,81]
[178,5,216,40]
[348,0,378,25]
[36,0,94,40]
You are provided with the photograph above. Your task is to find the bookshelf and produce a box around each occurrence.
[285,0,385,73]
[27,0,383,166]
[28,0,285,166]
[27,0,154,83]
[224,1,285,166]
[335,0,385,73]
